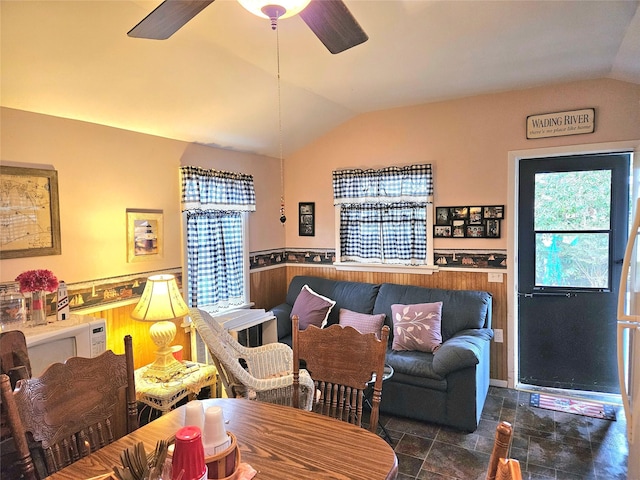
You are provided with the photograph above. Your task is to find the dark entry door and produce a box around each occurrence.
[518,153,630,393]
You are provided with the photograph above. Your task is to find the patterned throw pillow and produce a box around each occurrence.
[391,302,443,352]
[338,308,386,338]
[291,284,336,330]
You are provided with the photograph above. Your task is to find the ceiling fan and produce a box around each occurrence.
[127,0,368,54]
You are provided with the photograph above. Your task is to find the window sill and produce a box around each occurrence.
[333,262,439,275]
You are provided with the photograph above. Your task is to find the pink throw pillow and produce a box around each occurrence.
[391,302,443,352]
[291,285,336,330]
[338,308,386,338]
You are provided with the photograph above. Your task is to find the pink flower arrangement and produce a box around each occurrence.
[15,269,59,293]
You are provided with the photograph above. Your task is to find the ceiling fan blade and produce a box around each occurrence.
[128,0,215,40]
[299,0,368,54]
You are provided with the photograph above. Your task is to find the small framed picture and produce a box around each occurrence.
[127,209,163,263]
[450,207,469,220]
[485,219,501,238]
[483,205,504,219]
[434,225,452,238]
[466,224,485,238]
[435,207,451,225]
[452,220,466,238]
[468,206,483,224]
[299,202,315,236]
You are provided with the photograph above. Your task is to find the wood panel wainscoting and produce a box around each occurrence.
[250,265,508,384]
[89,265,507,381]
[84,302,191,370]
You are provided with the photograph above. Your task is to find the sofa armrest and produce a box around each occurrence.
[271,303,293,340]
[432,328,493,376]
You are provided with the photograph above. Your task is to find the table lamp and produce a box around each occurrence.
[131,274,189,381]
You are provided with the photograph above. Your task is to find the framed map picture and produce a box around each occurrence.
[0,166,61,259]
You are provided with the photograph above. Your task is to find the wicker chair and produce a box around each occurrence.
[189,308,314,409]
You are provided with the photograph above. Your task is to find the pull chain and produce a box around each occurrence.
[277,24,286,224]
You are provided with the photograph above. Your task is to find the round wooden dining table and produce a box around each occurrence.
[47,398,398,480]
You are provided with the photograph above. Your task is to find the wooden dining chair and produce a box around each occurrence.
[292,314,390,433]
[0,335,138,479]
[1,330,34,479]
[486,421,522,480]
[0,330,32,388]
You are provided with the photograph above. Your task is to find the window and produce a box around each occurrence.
[333,164,434,267]
[180,166,255,311]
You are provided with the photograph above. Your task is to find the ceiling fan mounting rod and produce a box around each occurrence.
[261,5,286,30]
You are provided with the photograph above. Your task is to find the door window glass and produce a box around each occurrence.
[533,170,612,289]
[535,233,609,288]
[534,170,611,231]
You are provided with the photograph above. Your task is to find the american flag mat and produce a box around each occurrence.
[529,393,616,421]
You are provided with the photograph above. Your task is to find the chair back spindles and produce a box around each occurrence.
[0,374,38,480]
[292,314,390,433]
[486,421,522,480]
[496,458,523,480]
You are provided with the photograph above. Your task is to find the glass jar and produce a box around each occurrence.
[0,283,26,331]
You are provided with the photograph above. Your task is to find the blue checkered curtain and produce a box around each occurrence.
[181,166,256,212]
[180,167,256,310]
[333,165,433,264]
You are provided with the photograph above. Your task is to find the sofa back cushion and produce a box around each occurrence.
[286,276,380,327]
[374,284,491,341]
[291,284,336,330]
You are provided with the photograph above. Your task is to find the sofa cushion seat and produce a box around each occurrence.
[385,349,444,382]
[385,369,448,392]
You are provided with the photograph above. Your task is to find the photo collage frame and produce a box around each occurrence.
[434,205,504,238]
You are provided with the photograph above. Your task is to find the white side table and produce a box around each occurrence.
[135,362,217,415]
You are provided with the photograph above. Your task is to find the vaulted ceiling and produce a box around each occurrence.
[2,0,639,157]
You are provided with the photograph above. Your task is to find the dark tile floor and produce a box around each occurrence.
[377,386,628,480]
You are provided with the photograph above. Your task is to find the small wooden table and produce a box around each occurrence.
[46,398,398,480]
[135,362,217,415]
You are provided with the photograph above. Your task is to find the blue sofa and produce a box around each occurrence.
[271,275,493,432]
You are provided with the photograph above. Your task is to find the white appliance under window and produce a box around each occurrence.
[22,314,107,376]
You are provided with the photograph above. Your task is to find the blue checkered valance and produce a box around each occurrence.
[333,164,433,265]
[181,166,256,212]
[333,164,433,205]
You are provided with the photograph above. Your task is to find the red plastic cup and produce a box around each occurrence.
[171,345,184,361]
[172,426,207,480]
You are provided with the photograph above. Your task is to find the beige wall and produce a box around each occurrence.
[283,78,640,249]
[2,78,639,284]
[0,107,283,284]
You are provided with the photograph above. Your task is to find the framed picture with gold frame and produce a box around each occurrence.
[126,209,163,263]
[0,166,61,259]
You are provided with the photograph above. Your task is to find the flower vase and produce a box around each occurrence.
[30,290,47,326]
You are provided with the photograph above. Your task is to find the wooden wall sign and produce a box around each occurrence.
[526,108,595,139]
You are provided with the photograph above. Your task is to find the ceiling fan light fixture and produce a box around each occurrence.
[238,0,311,20]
